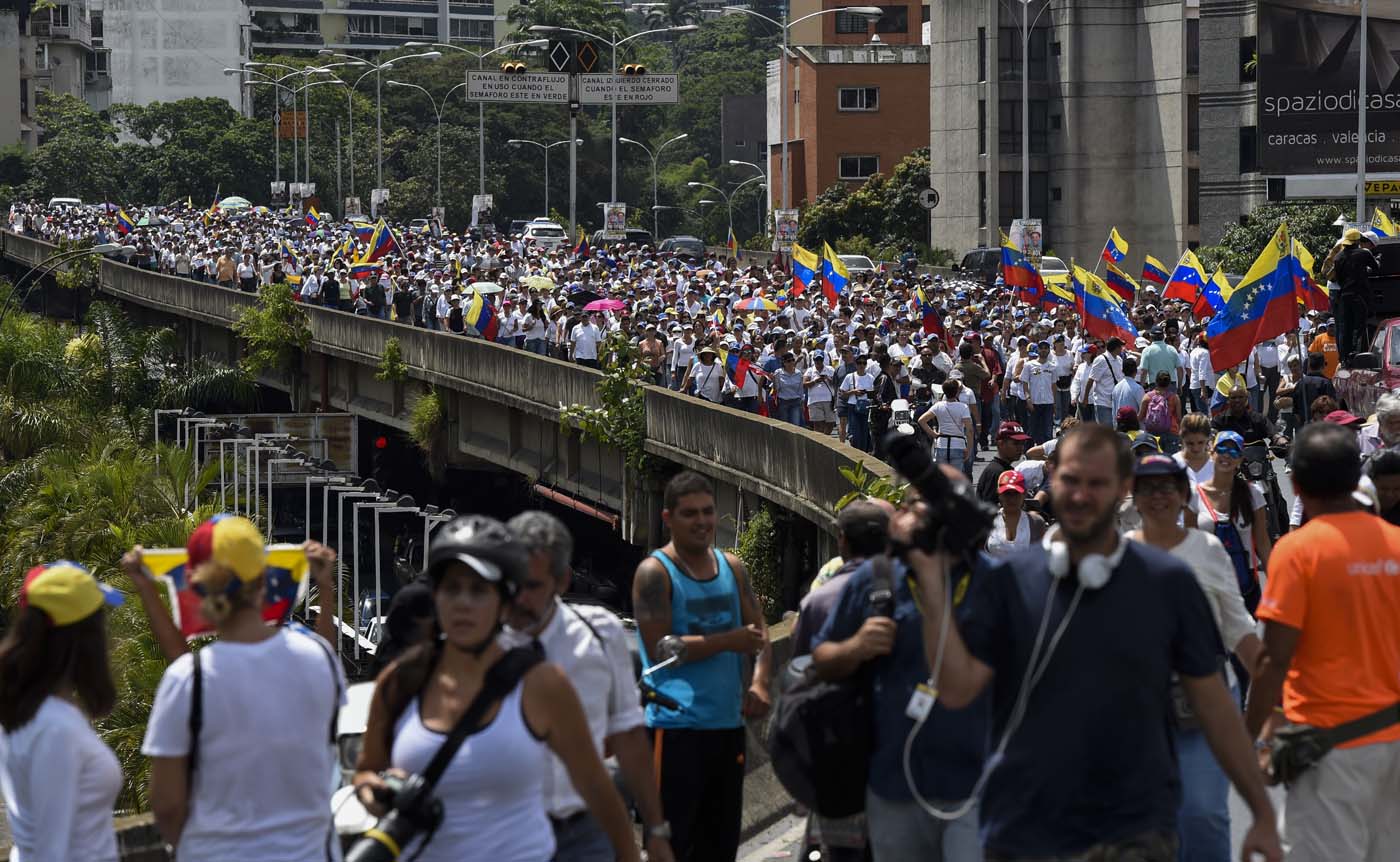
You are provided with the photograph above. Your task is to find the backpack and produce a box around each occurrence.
[768,556,895,818]
[1143,391,1172,434]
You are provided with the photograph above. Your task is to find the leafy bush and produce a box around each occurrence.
[376,336,408,383]
[732,505,781,623]
[409,387,444,453]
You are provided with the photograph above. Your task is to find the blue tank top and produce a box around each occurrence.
[640,549,744,729]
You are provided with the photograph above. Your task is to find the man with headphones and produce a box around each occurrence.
[891,423,1282,862]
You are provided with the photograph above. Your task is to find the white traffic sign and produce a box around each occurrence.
[578,74,679,105]
[466,71,570,104]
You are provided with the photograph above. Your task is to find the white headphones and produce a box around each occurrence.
[1043,529,1128,590]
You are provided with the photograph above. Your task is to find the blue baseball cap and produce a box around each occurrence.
[1213,430,1245,457]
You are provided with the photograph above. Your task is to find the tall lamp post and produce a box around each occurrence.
[619,133,688,238]
[508,137,582,217]
[689,180,735,237]
[729,157,769,229]
[245,62,354,200]
[386,80,468,210]
[405,40,548,198]
[528,24,699,206]
[227,67,302,189]
[1358,0,1370,222]
[709,5,881,211]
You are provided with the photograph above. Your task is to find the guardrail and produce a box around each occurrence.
[2,231,892,531]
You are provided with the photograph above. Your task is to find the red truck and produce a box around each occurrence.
[1334,316,1400,419]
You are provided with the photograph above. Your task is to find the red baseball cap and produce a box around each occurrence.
[996,421,1031,442]
[997,470,1027,494]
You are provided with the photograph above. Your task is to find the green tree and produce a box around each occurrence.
[1196,203,1347,274]
[795,149,938,260]
[232,282,312,409]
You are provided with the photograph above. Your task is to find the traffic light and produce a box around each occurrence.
[500,61,527,74]
[621,63,647,75]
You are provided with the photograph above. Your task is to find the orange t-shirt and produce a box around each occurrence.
[1258,511,1400,747]
[1307,333,1338,378]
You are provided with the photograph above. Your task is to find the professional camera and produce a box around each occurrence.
[884,430,997,557]
[345,772,444,862]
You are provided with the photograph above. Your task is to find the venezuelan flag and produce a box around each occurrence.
[1141,255,1169,287]
[143,543,309,641]
[1104,262,1138,304]
[1373,208,1398,238]
[726,227,739,258]
[353,223,375,243]
[305,207,322,229]
[820,242,850,308]
[1206,223,1302,372]
[1000,230,1044,307]
[1044,278,1076,308]
[710,306,726,327]
[1101,227,1128,265]
[1292,237,1330,313]
[717,345,751,387]
[1164,250,1208,303]
[465,289,500,340]
[915,286,946,339]
[791,243,819,297]
[349,260,379,280]
[574,229,590,259]
[1194,268,1230,322]
[365,219,398,263]
[1074,263,1139,343]
[115,208,135,235]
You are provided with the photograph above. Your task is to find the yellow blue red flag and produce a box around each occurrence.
[1101,227,1128,265]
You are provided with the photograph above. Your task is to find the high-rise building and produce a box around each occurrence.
[93,0,251,114]
[248,0,503,55]
[929,0,1201,268]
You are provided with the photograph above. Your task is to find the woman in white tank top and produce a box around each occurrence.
[353,516,640,862]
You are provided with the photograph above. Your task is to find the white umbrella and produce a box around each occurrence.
[218,196,253,211]
[471,281,504,295]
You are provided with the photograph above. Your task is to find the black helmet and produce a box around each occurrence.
[425,515,528,597]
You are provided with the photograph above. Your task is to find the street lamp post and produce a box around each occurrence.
[729,157,769,229]
[711,6,881,212]
[1003,0,1051,218]
[405,40,548,198]
[229,67,302,190]
[689,180,734,238]
[387,80,467,210]
[1358,0,1370,222]
[508,138,582,217]
[528,24,699,206]
[619,133,688,238]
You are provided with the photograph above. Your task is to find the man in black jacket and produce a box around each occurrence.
[975,421,1030,503]
[1334,231,1381,364]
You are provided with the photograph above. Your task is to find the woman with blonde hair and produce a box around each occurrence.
[0,561,123,861]
[142,514,346,861]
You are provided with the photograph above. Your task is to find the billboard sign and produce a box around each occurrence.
[466,71,570,103]
[1258,0,1400,174]
[1009,218,1043,267]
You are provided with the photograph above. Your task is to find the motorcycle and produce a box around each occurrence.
[1240,441,1290,541]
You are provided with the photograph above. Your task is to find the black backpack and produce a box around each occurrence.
[768,556,895,818]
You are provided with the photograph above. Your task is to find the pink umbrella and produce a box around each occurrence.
[584,298,626,312]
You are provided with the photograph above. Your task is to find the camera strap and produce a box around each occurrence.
[421,646,544,789]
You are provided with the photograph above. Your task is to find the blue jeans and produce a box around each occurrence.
[865,787,981,862]
[551,811,611,862]
[778,398,805,427]
[1030,403,1054,444]
[1175,707,1232,862]
[525,337,548,355]
[848,408,871,451]
[1054,388,1072,426]
[1094,404,1114,426]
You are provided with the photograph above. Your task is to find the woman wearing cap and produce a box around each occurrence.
[918,378,975,478]
[1127,454,1261,860]
[0,561,123,862]
[1195,431,1272,615]
[984,470,1046,556]
[353,516,640,862]
[142,515,348,861]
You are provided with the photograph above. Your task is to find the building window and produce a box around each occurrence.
[979,171,988,227]
[978,99,986,154]
[839,155,879,179]
[1051,186,1062,202]
[1186,18,1199,74]
[838,87,879,111]
[998,170,1049,227]
[50,5,70,27]
[1239,125,1258,173]
[874,5,908,33]
[999,27,1048,81]
[90,13,102,44]
[977,27,986,82]
[35,44,49,71]
[998,99,1048,154]
[1050,113,1061,130]
[89,49,109,74]
[835,11,868,33]
[1240,36,1256,82]
[1187,93,1199,152]
[1188,168,1199,225]
[449,18,491,40]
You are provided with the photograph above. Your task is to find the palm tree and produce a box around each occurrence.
[506,0,627,39]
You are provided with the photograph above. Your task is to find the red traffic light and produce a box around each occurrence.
[375,435,388,449]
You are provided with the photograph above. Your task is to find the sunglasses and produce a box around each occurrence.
[1214,444,1243,457]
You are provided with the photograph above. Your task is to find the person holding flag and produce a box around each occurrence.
[1206,224,1303,375]
[114,208,135,235]
[1330,228,1381,364]
[1001,230,1045,307]
[820,242,850,308]
[1373,207,1398,238]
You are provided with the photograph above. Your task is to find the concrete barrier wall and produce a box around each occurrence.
[3,231,895,533]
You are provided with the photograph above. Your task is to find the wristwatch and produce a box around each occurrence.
[644,821,672,841]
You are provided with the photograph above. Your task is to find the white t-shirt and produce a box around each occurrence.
[142,626,346,862]
[926,399,972,443]
[571,323,602,359]
[0,697,121,862]
[803,365,836,406]
[1161,530,1257,654]
[840,371,875,404]
[1173,452,1215,487]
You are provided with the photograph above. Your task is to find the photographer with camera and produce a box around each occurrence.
[351,516,639,862]
[886,424,1280,861]
[1246,422,1400,861]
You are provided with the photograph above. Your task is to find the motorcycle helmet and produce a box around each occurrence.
[426,515,529,599]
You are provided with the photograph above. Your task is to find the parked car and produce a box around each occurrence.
[508,219,531,236]
[955,247,1002,288]
[659,235,706,259]
[839,254,877,276]
[523,220,570,250]
[408,218,430,233]
[592,228,654,248]
[1040,255,1070,296]
[47,197,82,209]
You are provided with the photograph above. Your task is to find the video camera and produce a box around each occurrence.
[884,430,996,558]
